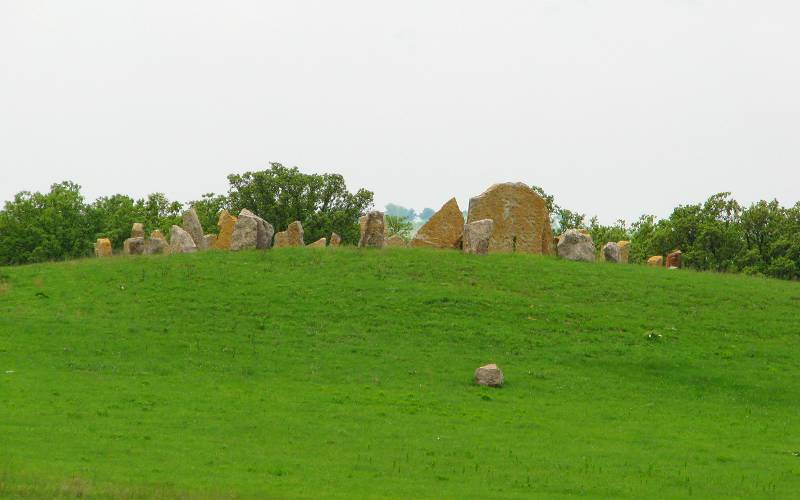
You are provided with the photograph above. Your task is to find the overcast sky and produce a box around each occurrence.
[1,1,798,223]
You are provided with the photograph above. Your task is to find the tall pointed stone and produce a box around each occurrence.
[215,210,237,250]
[359,211,385,248]
[182,208,207,250]
[410,198,464,249]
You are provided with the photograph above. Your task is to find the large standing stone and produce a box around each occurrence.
[463,219,494,255]
[474,364,504,387]
[230,209,274,251]
[386,234,407,247]
[330,233,342,247]
[123,237,145,256]
[95,238,112,258]
[557,229,596,262]
[307,237,327,248]
[602,242,622,263]
[182,208,207,251]
[410,198,464,249]
[618,241,631,264]
[647,255,664,267]
[359,211,385,248]
[466,183,553,254]
[204,234,218,249]
[275,221,305,248]
[145,236,169,255]
[131,223,144,239]
[215,210,237,250]
[666,250,682,269]
[170,225,197,253]
[150,230,166,241]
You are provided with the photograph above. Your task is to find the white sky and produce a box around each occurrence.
[1,1,798,224]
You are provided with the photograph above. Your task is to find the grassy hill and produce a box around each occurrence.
[1,248,799,498]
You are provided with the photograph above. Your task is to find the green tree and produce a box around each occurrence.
[385,203,416,220]
[386,215,414,240]
[188,193,229,234]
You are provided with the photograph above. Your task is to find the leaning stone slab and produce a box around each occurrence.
[170,225,197,253]
[466,182,553,254]
[385,234,407,247]
[602,242,622,263]
[411,198,464,249]
[359,211,386,248]
[95,238,113,258]
[463,219,494,255]
[123,237,145,256]
[307,237,327,248]
[230,209,274,251]
[182,208,207,250]
[215,210,237,250]
[475,364,504,387]
[557,229,596,262]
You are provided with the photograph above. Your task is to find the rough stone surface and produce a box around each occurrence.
[182,208,207,250]
[666,250,682,269]
[359,211,386,248]
[170,225,197,253]
[466,182,553,254]
[131,223,144,239]
[230,209,274,251]
[215,210,237,250]
[385,234,407,247]
[463,219,494,255]
[474,364,504,387]
[123,237,145,256]
[95,238,112,258]
[359,215,368,241]
[204,234,218,249]
[145,237,169,255]
[602,242,622,263]
[557,229,596,262]
[274,221,304,248]
[647,255,664,267]
[307,237,327,248]
[150,230,166,241]
[330,233,342,247]
[411,198,464,249]
[618,240,631,263]
[273,231,289,248]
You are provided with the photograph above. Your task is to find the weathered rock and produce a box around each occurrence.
[466,182,553,254]
[330,233,342,247]
[95,238,112,258]
[411,198,464,249]
[182,208,207,250]
[602,242,622,263]
[647,255,664,267]
[274,221,304,248]
[359,211,386,248]
[215,210,237,250]
[204,234,218,249]
[123,237,145,256]
[666,250,682,269]
[386,234,407,247]
[307,237,327,248]
[474,364,504,387]
[145,236,169,255]
[463,219,494,255]
[150,230,166,241]
[131,223,144,239]
[170,225,197,253]
[617,240,631,263]
[359,215,368,241]
[230,209,274,251]
[557,229,596,262]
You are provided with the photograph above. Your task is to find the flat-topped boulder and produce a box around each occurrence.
[463,219,494,255]
[410,198,464,249]
[123,237,145,256]
[466,183,553,254]
[359,211,386,248]
[557,229,596,262]
[182,208,207,250]
[215,210,237,250]
[95,238,112,258]
[131,223,144,239]
[145,235,169,255]
[230,209,274,251]
[170,225,197,253]
[475,364,504,387]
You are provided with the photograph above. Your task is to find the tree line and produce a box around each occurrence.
[0,163,373,266]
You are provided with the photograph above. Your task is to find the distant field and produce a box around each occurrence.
[1,248,799,498]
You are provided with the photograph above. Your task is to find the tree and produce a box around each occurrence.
[226,163,374,245]
[89,194,141,249]
[385,203,416,220]
[386,215,414,239]
[188,193,229,234]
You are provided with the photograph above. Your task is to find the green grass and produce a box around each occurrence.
[1,248,799,498]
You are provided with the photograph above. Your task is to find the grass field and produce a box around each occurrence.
[1,248,799,498]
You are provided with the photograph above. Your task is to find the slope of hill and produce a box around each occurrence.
[1,248,799,498]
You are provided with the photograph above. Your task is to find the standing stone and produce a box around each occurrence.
[182,208,207,251]
[95,238,112,258]
[411,198,464,249]
[273,231,289,248]
[215,210,237,250]
[557,229,596,262]
[204,234,218,249]
[386,234,407,247]
[230,209,274,251]
[359,211,385,248]
[463,219,494,255]
[359,215,368,241]
[123,237,145,256]
[647,255,664,267]
[330,233,342,247]
[466,183,553,254]
[146,237,169,255]
[274,221,304,248]
[150,230,166,241]
[307,237,327,248]
[602,242,622,263]
[131,223,145,239]
[170,225,197,253]
[474,364,504,387]
[618,240,631,264]
[666,250,682,269]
